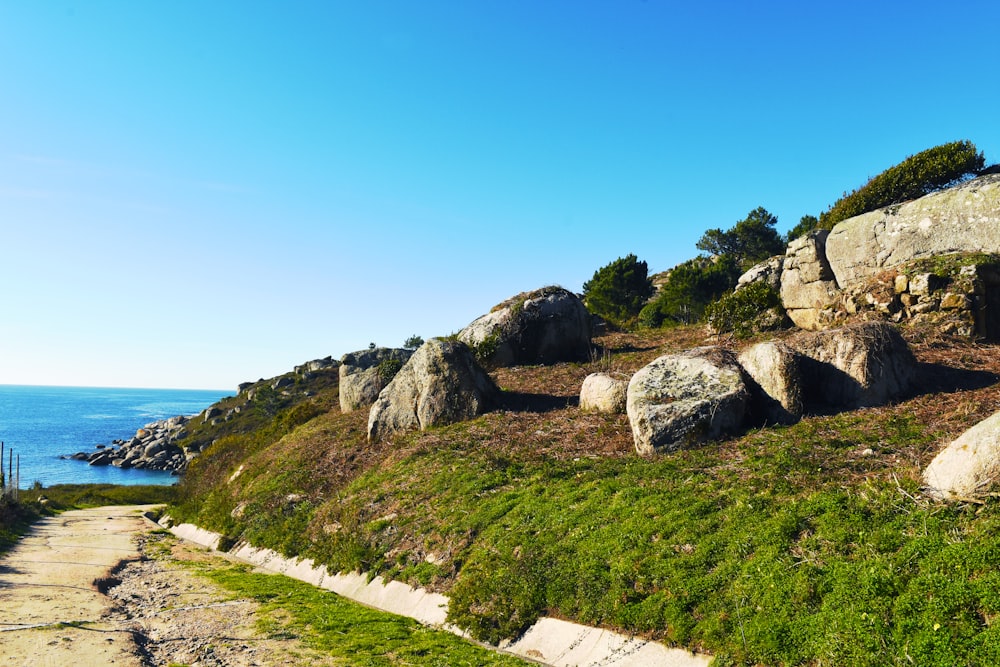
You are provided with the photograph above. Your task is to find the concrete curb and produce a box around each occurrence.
[166,521,712,667]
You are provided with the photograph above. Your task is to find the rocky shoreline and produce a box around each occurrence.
[66,414,195,474]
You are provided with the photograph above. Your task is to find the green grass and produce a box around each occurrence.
[165,327,1000,665]
[20,483,178,510]
[0,498,40,553]
[200,561,531,666]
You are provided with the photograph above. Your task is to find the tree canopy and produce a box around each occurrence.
[638,255,741,328]
[785,214,819,243]
[696,207,785,271]
[582,254,654,329]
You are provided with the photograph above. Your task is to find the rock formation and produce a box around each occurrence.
[626,347,748,455]
[789,321,916,409]
[458,286,591,367]
[923,410,1000,501]
[367,339,501,441]
[737,255,784,292]
[339,347,413,413]
[779,231,840,330]
[72,415,192,473]
[295,356,338,377]
[737,341,803,425]
[579,373,628,414]
[825,173,1000,286]
[765,174,1000,337]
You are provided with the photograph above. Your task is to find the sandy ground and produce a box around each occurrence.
[0,506,331,667]
[0,505,151,666]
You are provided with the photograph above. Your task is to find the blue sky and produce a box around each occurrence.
[2,1,998,390]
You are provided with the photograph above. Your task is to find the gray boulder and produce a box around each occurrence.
[367,339,500,441]
[458,286,591,367]
[737,341,803,425]
[923,410,1000,501]
[295,356,339,375]
[826,173,1000,287]
[737,255,785,292]
[626,347,749,454]
[579,373,628,414]
[789,322,916,409]
[780,230,840,330]
[339,347,413,413]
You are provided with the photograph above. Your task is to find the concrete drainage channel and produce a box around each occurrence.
[165,520,712,667]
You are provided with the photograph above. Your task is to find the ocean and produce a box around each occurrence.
[0,385,231,488]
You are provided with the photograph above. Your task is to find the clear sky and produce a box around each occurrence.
[2,1,999,390]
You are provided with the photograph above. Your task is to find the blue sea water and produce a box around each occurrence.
[0,385,231,488]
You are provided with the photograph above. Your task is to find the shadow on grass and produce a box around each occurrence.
[916,361,999,394]
[499,391,578,413]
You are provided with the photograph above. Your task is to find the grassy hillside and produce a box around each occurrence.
[169,325,1000,666]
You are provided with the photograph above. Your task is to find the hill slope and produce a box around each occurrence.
[169,325,1000,666]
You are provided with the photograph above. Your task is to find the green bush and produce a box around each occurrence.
[819,140,985,229]
[376,357,404,384]
[697,207,785,271]
[705,282,785,338]
[582,254,655,329]
[785,214,819,243]
[639,256,741,328]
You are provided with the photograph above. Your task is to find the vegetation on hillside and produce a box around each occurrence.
[167,322,1000,666]
[587,141,989,339]
[696,206,785,271]
[5,139,994,664]
[638,255,741,328]
[630,206,782,331]
[817,140,985,230]
[0,498,40,553]
[582,254,654,329]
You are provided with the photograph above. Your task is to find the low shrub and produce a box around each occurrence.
[819,140,984,229]
[705,282,786,338]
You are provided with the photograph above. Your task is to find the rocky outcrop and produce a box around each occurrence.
[626,347,749,454]
[367,339,500,441]
[738,341,803,425]
[339,347,413,413]
[71,415,191,473]
[826,173,1000,287]
[295,356,338,377]
[780,231,840,330]
[760,175,1000,338]
[458,286,591,367]
[579,373,628,414]
[923,410,1000,501]
[789,322,916,409]
[737,255,784,291]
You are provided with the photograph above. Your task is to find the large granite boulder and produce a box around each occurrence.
[458,286,591,367]
[780,230,840,330]
[923,410,1000,501]
[579,373,628,414]
[626,347,749,454]
[826,173,1000,287]
[367,339,501,441]
[339,347,413,413]
[737,341,803,425]
[789,322,916,409]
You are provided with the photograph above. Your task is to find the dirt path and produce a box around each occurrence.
[0,505,151,666]
[0,506,334,667]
